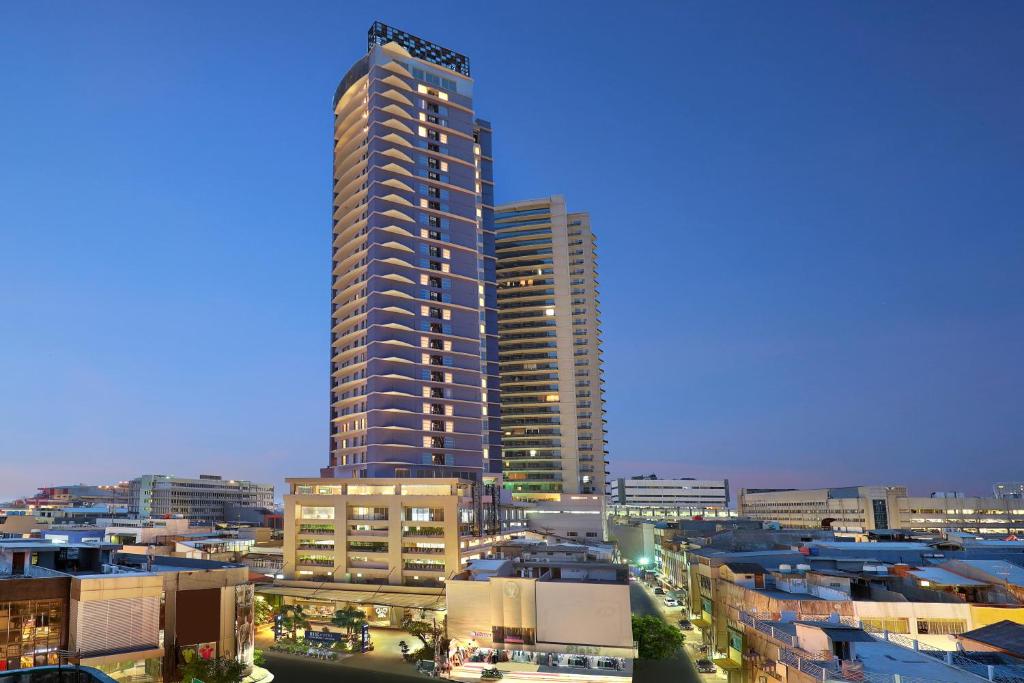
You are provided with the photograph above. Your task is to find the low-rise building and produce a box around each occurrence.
[739,485,1024,536]
[523,493,606,542]
[260,477,527,630]
[668,533,1024,681]
[128,474,274,524]
[994,482,1024,499]
[446,544,634,680]
[0,539,255,682]
[610,475,729,509]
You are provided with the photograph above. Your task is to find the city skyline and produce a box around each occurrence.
[3,2,1023,501]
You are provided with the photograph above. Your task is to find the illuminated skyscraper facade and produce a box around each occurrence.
[325,23,499,482]
[495,196,608,500]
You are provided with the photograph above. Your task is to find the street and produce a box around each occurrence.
[629,581,709,683]
[258,624,428,683]
[262,649,427,683]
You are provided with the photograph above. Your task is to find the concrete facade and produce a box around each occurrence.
[739,486,1024,535]
[128,474,273,523]
[282,477,524,588]
[611,476,729,509]
[495,197,607,500]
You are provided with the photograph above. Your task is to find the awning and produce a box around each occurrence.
[691,618,712,630]
[713,657,742,670]
[256,585,447,611]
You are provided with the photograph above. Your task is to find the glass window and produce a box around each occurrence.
[402,484,452,496]
[347,485,396,496]
[299,506,335,520]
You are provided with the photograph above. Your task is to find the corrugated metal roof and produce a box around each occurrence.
[908,567,987,586]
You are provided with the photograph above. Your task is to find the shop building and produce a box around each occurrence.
[445,546,634,681]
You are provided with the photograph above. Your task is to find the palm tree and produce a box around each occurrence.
[278,604,309,639]
[332,606,368,636]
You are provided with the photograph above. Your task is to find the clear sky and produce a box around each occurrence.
[1,2,1022,502]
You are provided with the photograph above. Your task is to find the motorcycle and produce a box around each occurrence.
[480,667,504,680]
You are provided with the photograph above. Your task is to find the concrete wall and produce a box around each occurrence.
[446,576,633,657]
[535,581,632,654]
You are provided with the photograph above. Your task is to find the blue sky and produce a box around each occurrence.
[1,2,1022,501]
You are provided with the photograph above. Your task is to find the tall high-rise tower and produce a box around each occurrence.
[325,23,499,481]
[495,196,608,501]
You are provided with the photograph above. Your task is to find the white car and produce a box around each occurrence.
[663,597,680,607]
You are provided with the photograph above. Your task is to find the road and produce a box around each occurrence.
[259,625,428,683]
[629,581,707,683]
[262,649,427,682]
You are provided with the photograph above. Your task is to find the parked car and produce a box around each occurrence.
[663,597,680,607]
[696,658,717,674]
[653,587,665,595]
[677,619,694,631]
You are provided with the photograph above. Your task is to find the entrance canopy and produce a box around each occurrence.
[257,585,447,611]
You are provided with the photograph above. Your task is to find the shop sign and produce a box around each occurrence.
[305,630,342,644]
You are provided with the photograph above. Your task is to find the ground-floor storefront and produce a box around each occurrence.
[257,583,447,633]
[446,645,632,682]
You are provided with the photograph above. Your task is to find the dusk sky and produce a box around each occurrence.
[2,2,1022,502]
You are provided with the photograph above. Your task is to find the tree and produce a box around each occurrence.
[631,615,684,660]
[178,655,245,683]
[332,606,368,640]
[402,615,434,649]
[254,596,274,626]
[277,604,309,639]
[401,615,449,662]
[332,606,367,633]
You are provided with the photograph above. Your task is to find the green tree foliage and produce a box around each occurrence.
[254,596,274,625]
[331,606,368,634]
[401,615,449,662]
[277,604,309,639]
[178,656,245,683]
[631,615,684,660]
[402,615,434,649]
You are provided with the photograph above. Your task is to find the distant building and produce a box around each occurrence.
[30,483,129,508]
[611,475,729,509]
[128,474,273,523]
[994,482,1024,499]
[739,485,1024,536]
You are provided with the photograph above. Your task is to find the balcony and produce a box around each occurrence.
[296,557,335,568]
[404,562,445,573]
[298,524,335,535]
[402,526,445,538]
[348,559,389,570]
[402,546,446,555]
[347,542,388,553]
